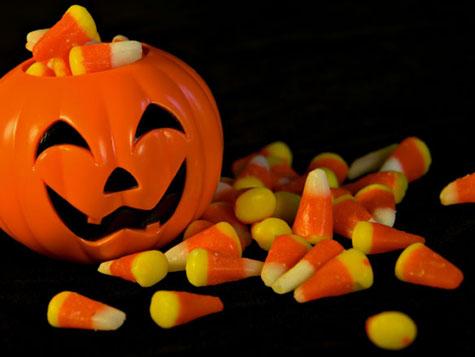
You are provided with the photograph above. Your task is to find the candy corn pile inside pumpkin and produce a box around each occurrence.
[25,5,142,77]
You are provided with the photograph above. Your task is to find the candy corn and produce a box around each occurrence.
[352,221,425,254]
[47,291,125,330]
[344,171,408,203]
[165,222,241,272]
[294,248,373,302]
[234,187,276,224]
[186,248,263,287]
[33,5,101,61]
[112,34,129,42]
[183,220,214,240]
[150,291,223,328]
[380,137,431,182]
[395,243,463,289]
[333,194,373,239]
[348,144,397,180]
[261,234,311,286]
[366,311,417,350]
[26,29,49,51]
[440,172,475,205]
[212,181,239,203]
[251,217,293,251]
[308,152,348,184]
[260,141,293,167]
[272,239,344,294]
[69,40,143,75]
[25,62,54,77]
[47,57,71,77]
[97,250,168,287]
[201,201,251,248]
[355,184,396,226]
[292,168,333,243]
[268,156,299,189]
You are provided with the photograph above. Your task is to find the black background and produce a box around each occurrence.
[0,0,474,355]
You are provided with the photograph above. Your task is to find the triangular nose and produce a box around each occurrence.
[104,167,138,193]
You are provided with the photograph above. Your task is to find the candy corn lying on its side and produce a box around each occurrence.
[366,311,417,350]
[47,291,126,330]
[440,172,475,205]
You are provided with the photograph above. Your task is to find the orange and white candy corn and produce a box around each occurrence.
[272,239,344,294]
[395,243,463,289]
[355,184,396,226]
[440,172,475,205]
[344,171,408,203]
[294,248,373,302]
[366,311,417,350]
[234,155,274,190]
[150,291,223,328]
[33,5,101,61]
[47,291,125,330]
[251,217,292,251]
[69,41,143,75]
[98,250,168,287]
[186,248,263,287]
[25,62,54,77]
[348,143,397,180]
[333,194,373,239]
[183,220,214,240]
[261,234,311,286]
[308,152,348,185]
[165,222,241,272]
[380,137,431,182]
[202,201,251,248]
[292,168,333,243]
[352,221,425,254]
[25,28,49,51]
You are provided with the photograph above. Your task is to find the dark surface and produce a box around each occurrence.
[0,0,474,355]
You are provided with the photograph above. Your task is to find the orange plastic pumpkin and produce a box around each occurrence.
[0,44,223,263]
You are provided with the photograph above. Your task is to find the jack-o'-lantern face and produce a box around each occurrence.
[0,45,223,263]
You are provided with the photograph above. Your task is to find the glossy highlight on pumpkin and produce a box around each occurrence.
[0,44,223,263]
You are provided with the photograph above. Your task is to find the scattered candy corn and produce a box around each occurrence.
[47,291,126,330]
[294,248,373,302]
[348,144,397,180]
[272,191,301,224]
[261,234,311,287]
[165,222,241,272]
[366,311,417,350]
[308,152,348,184]
[380,137,431,182]
[186,248,263,287]
[97,250,168,287]
[395,243,463,289]
[234,155,273,190]
[272,239,344,294]
[355,183,396,227]
[292,168,333,243]
[344,171,408,203]
[212,181,239,203]
[352,221,425,254]
[260,141,293,167]
[150,291,223,328]
[234,187,276,224]
[33,5,100,61]
[251,217,293,251]
[440,172,475,205]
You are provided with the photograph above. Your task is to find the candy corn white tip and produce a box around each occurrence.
[111,41,143,68]
[249,155,270,169]
[165,245,187,272]
[245,259,264,276]
[261,264,286,287]
[97,261,112,275]
[347,144,398,180]
[305,168,331,196]
[440,182,458,205]
[92,307,126,331]
[380,157,403,174]
[271,260,314,294]
[373,208,396,227]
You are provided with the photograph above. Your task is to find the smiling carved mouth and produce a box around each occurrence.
[46,161,186,241]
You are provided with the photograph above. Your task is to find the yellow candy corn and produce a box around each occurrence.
[366,311,417,350]
[251,217,293,251]
[234,187,276,224]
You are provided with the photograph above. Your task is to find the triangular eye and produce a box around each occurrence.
[36,121,90,158]
[135,103,185,141]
